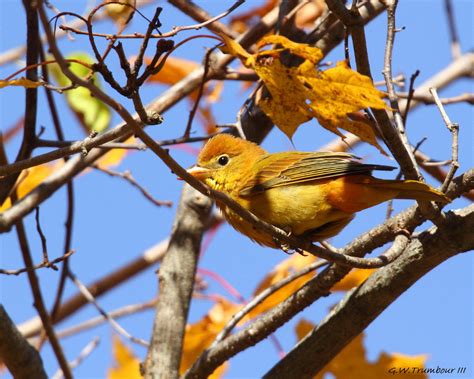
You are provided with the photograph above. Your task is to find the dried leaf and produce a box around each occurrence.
[248,254,317,319]
[0,78,43,88]
[180,297,238,377]
[294,321,428,379]
[108,335,141,379]
[145,56,199,87]
[95,136,136,169]
[220,34,388,153]
[332,268,375,292]
[0,162,62,211]
[49,53,111,133]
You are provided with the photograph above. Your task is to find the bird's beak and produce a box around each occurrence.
[184,165,210,181]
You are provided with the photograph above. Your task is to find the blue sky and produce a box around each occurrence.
[0,1,472,378]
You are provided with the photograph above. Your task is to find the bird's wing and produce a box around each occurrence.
[239,151,395,197]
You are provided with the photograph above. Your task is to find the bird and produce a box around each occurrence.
[187,134,450,248]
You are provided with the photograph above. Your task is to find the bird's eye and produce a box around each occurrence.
[218,155,229,166]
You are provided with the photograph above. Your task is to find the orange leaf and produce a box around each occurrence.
[331,268,375,292]
[145,56,199,87]
[0,162,62,211]
[294,321,428,379]
[180,297,239,376]
[248,254,317,319]
[107,335,141,379]
[95,136,136,169]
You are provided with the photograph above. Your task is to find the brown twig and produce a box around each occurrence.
[0,0,40,204]
[429,87,459,192]
[34,207,51,265]
[380,0,421,179]
[0,250,75,276]
[183,47,214,138]
[15,216,72,378]
[401,69,419,125]
[444,0,461,60]
[61,0,244,40]
[92,165,172,207]
[398,91,474,105]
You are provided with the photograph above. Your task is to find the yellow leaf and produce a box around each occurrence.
[294,321,427,379]
[49,53,111,133]
[108,335,141,379]
[0,78,43,88]
[0,163,61,211]
[332,268,375,292]
[180,297,238,377]
[219,35,387,152]
[248,254,317,319]
[219,34,251,62]
[95,136,136,169]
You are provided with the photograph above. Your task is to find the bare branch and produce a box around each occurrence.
[143,184,212,378]
[0,305,47,379]
[92,165,172,207]
[52,337,100,379]
[67,271,149,347]
[429,87,459,192]
[264,204,474,378]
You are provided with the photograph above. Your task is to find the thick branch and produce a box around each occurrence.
[143,184,212,378]
[0,305,47,379]
[264,204,474,378]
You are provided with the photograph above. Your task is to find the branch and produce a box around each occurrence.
[264,204,474,378]
[0,305,47,379]
[0,0,40,203]
[143,184,212,378]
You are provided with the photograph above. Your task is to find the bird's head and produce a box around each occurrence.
[187,134,266,190]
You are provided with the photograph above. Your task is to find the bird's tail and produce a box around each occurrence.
[369,179,451,203]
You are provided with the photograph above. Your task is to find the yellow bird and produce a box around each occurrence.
[187,134,450,248]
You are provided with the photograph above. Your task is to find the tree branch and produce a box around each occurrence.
[143,184,212,378]
[264,204,474,378]
[0,305,47,379]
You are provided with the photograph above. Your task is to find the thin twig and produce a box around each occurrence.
[61,0,244,40]
[398,91,474,105]
[0,250,75,276]
[183,48,214,138]
[429,87,459,192]
[15,215,72,378]
[67,270,149,347]
[56,298,156,339]
[381,0,422,180]
[402,70,420,125]
[34,207,52,267]
[92,165,172,207]
[444,0,461,60]
[211,260,329,348]
[52,337,100,379]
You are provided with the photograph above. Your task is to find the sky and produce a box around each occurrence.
[0,1,473,378]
